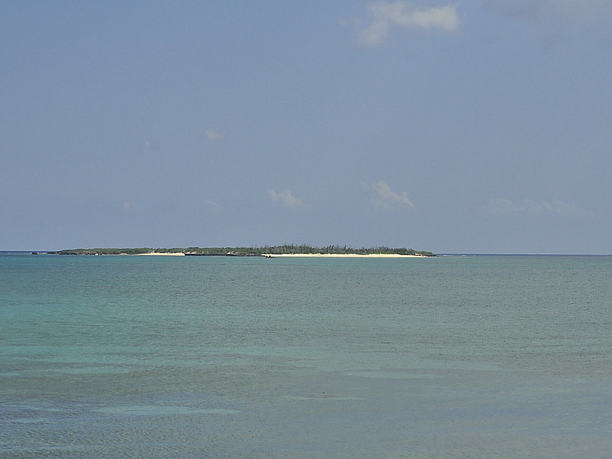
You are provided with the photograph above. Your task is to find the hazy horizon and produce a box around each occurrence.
[3,249,612,257]
[2,2,611,254]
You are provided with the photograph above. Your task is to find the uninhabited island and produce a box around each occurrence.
[48,245,435,258]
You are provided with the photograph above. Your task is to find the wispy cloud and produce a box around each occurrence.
[204,129,224,141]
[123,201,136,210]
[267,189,308,209]
[204,199,221,209]
[371,181,415,208]
[482,198,592,218]
[360,2,459,46]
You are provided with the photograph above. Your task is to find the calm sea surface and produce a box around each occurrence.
[2,253,612,457]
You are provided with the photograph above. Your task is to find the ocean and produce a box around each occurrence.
[2,253,612,457]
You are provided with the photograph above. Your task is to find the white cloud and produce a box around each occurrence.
[205,129,224,141]
[360,2,459,45]
[267,189,307,209]
[204,199,221,209]
[371,181,415,208]
[482,198,522,216]
[482,198,592,218]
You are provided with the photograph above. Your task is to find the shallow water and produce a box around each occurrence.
[2,253,612,457]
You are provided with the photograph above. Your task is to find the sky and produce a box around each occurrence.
[1,1,611,253]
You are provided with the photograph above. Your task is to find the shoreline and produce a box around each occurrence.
[58,252,428,258]
[140,253,426,258]
[47,246,435,257]
[262,253,426,258]
[137,252,186,256]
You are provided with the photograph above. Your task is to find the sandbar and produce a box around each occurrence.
[261,253,426,258]
[137,252,185,256]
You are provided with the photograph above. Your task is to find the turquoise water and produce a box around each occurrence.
[2,253,612,457]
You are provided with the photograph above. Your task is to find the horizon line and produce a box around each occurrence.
[2,249,611,257]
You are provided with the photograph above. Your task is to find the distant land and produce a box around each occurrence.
[48,245,435,257]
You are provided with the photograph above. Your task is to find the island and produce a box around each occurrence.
[49,245,435,257]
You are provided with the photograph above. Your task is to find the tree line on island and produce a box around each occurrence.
[50,245,435,257]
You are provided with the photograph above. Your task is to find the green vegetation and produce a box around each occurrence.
[254,245,435,256]
[49,245,435,257]
[51,247,169,255]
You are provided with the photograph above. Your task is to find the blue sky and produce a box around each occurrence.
[2,1,611,253]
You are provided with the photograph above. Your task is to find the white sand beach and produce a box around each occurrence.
[261,253,426,258]
[137,252,185,256]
